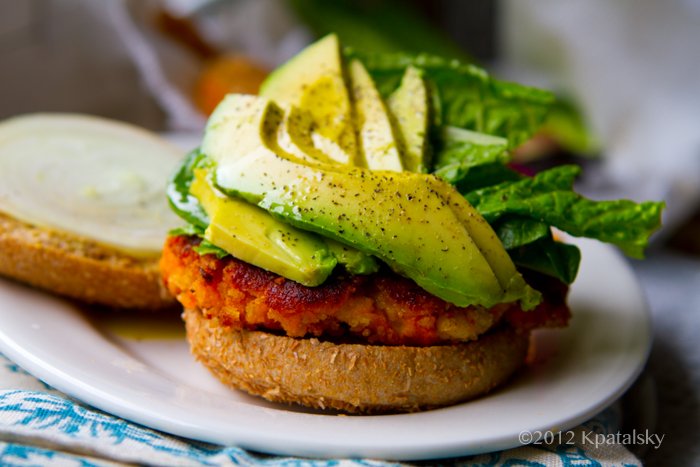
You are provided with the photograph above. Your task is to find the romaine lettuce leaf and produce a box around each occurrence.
[166,149,210,231]
[454,163,522,193]
[508,237,581,285]
[494,217,550,250]
[169,224,203,236]
[193,240,229,259]
[491,216,580,284]
[169,225,228,258]
[465,165,664,258]
[346,50,554,148]
[433,126,509,184]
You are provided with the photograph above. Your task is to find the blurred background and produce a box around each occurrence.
[2,0,699,244]
[1,1,699,463]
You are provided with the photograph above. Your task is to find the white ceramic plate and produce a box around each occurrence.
[0,238,650,460]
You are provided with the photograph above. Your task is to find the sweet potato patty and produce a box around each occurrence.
[161,235,569,345]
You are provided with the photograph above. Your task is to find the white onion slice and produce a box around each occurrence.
[0,114,184,257]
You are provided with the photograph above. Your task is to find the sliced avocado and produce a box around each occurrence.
[325,238,379,275]
[310,132,353,165]
[203,95,274,165]
[203,94,376,277]
[348,59,404,172]
[190,167,337,286]
[426,177,540,309]
[205,94,538,308]
[277,105,351,165]
[387,66,431,173]
[259,34,357,163]
[276,105,331,164]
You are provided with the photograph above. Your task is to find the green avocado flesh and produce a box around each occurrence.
[173,34,663,308]
[190,168,336,286]
[277,105,351,165]
[259,34,358,164]
[190,163,379,279]
[387,66,431,172]
[348,59,404,171]
[202,93,538,309]
[325,238,379,275]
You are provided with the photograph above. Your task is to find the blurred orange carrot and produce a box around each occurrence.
[194,55,269,115]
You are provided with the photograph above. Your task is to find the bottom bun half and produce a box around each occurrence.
[0,213,175,310]
[184,307,530,413]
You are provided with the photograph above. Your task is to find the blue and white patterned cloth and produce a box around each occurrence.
[0,352,640,467]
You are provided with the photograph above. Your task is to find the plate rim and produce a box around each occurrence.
[0,238,652,460]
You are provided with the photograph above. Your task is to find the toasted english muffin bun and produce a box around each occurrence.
[0,113,184,310]
[184,307,530,413]
[0,212,175,310]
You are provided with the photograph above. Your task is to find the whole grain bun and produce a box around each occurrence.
[0,212,175,310]
[184,307,530,413]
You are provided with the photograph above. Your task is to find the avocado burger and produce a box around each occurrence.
[161,35,663,413]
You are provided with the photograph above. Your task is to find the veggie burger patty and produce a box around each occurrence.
[162,235,570,346]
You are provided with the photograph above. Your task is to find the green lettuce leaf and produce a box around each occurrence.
[508,237,581,285]
[465,165,664,258]
[193,240,229,259]
[169,224,204,237]
[432,126,509,184]
[494,217,550,250]
[453,163,522,193]
[166,149,210,231]
[346,50,555,148]
[166,150,228,259]
[169,225,228,258]
[491,216,580,284]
